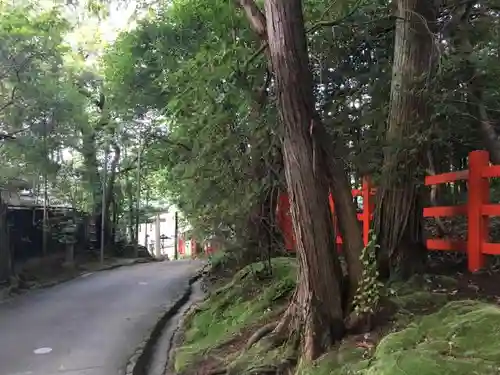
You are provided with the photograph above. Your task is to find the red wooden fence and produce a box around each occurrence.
[177,236,197,257]
[424,150,500,272]
[276,178,376,251]
[178,237,185,255]
[277,150,500,272]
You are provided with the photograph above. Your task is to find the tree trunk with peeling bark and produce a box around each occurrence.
[264,0,347,360]
[236,3,363,292]
[374,0,437,279]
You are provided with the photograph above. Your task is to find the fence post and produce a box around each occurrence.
[362,177,372,246]
[277,193,295,251]
[329,193,336,227]
[329,193,342,251]
[467,150,489,272]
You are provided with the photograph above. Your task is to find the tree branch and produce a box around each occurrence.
[306,0,364,34]
[116,133,191,175]
[0,86,17,113]
[238,0,371,72]
[235,0,267,40]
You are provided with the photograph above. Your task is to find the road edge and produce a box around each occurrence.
[0,257,161,304]
[128,264,207,375]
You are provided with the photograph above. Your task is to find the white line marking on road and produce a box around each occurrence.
[80,272,93,278]
[138,281,148,285]
[33,347,52,355]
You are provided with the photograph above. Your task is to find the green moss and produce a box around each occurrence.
[227,341,295,375]
[174,257,297,372]
[296,342,370,375]
[392,290,448,310]
[209,248,237,269]
[387,274,456,316]
[370,301,500,374]
[299,301,500,375]
[177,261,500,375]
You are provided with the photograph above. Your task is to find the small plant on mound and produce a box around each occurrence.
[352,231,382,322]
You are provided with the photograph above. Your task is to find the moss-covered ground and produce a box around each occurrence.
[174,257,297,374]
[173,255,500,375]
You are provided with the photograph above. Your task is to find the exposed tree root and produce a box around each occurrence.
[241,357,297,375]
[245,322,278,350]
[244,365,280,375]
[208,368,228,375]
[245,305,288,350]
[183,303,203,323]
[272,279,345,360]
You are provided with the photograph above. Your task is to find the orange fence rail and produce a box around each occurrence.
[423,150,500,272]
[276,150,500,273]
[276,178,375,252]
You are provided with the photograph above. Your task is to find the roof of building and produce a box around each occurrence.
[1,190,73,209]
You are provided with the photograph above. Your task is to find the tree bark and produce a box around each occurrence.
[264,0,346,360]
[125,170,135,243]
[0,194,11,283]
[237,0,364,305]
[374,0,437,279]
[317,134,364,303]
[81,129,103,250]
[134,142,142,257]
[102,142,121,247]
[112,198,118,243]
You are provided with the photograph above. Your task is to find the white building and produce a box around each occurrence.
[137,210,193,259]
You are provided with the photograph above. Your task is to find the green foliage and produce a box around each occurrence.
[0,2,73,183]
[103,0,281,243]
[353,231,382,315]
[0,0,165,255]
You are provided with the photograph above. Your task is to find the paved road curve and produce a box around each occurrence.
[0,259,202,375]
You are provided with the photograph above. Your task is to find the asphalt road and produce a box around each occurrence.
[0,259,203,375]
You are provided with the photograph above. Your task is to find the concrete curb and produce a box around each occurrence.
[127,266,205,375]
[165,286,205,375]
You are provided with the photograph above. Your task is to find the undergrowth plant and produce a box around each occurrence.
[353,230,382,316]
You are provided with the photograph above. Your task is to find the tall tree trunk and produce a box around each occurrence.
[42,171,48,256]
[237,0,364,304]
[264,0,347,360]
[374,0,437,279]
[42,125,48,256]
[126,170,135,243]
[0,194,11,283]
[81,129,103,249]
[100,147,108,264]
[319,139,364,301]
[134,142,142,257]
[111,198,117,243]
[102,143,121,247]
